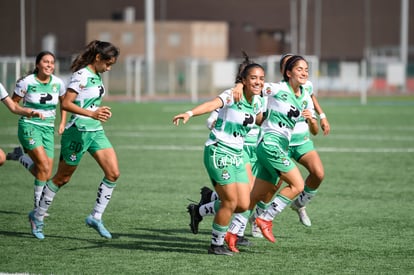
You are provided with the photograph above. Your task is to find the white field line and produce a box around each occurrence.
[1,143,413,153]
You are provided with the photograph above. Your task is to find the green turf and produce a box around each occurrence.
[0,96,413,274]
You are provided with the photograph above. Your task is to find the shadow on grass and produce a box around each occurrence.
[0,210,22,215]
[0,225,265,255]
[0,227,216,255]
[73,226,213,254]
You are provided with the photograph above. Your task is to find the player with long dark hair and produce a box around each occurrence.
[28,40,120,240]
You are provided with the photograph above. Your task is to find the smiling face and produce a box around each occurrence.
[242,66,265,100]
[36,54,55,79]
[286,59,308,86]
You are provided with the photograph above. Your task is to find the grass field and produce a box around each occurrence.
[1,96,414,274]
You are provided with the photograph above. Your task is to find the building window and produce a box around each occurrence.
[122,32,134,45]
[99,32,111,42]
[168,33,181,47]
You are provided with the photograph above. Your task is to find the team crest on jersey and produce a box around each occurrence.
[69,153,77,162]
[52,84,58,93]
[302,100,308,109]
[253,102,260,113]
[265,87,272,95]
[282,157,291,166]
[221,169,231,180]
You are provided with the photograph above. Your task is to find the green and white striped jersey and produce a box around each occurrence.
[261,81,314,142]
[290,80,316,146]
[206,89,262,150]
[14,74,66,126]
[66,67,106,131]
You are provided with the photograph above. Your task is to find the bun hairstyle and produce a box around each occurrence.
[235,51,264,84]
[283,55,307,82]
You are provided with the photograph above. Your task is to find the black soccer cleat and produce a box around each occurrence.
[187,203,203,234]
[236,235,253,246]
[199,186,213,205]
[207,244,233,256]
[6,146,23,161]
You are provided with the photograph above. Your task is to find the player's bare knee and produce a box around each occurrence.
[105,171,120,182]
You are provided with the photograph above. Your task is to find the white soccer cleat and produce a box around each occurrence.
[251,221,264,238]
[293,205,312,227]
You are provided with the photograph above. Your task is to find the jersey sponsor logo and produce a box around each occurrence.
[279,93,288,101]
[287,105,300,119]
[225,95,232,105]
[39,93,53,104]
[98,85,104,97]
[242,113,254,126]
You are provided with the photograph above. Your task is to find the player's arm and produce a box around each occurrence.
[302,109,318,135]
[62,89,111,122]
[2,96,44,118]
[173,97,223,126]
[232,83,244,102]
[311,94,330,135]
[58,95,67,134]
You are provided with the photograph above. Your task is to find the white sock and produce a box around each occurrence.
[34,185,44,208]
[91,179,116,220]
[260,196,290,221]
[199,201,217,217]
[211,223,227,246]
[228,214,248,235]
[296,187,317,207]
[37,182,59,221]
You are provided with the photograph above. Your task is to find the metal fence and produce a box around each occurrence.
[1,55,413,105]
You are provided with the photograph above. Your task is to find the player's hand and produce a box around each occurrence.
[29,110,45,120]
[302,109,313,120]
[172,113,191,126]
[93,106,112,122]
[320,118,331,135]
[58,123,66,135]
[232,83,244,103]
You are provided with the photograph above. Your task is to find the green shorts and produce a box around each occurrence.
[60,126,112,166]
[289,139,315,161]
[243,144,258,176]
[18,120,55,158]
[255,138,296,185]
[203,143,249,186]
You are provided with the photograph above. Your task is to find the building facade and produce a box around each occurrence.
[87,20,228,61]
[0,0,413,61]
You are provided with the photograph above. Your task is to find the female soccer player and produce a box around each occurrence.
[28,40,120,240]
[7,51,66,211]
[260,53,331,228]
[173,53,265,256]
[228,55,317,246]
